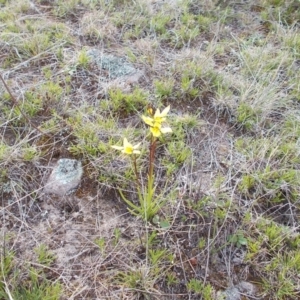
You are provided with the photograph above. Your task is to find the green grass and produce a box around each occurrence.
[1,0,300,299]
[0,249,61,300]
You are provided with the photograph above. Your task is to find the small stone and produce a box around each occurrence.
[221,286,241,300]
[237,281,257,296]
[44,159,83,196]
[216,281,257,300]
[86,49,139,79]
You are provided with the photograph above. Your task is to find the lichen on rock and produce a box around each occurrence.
[86,49,137,79]
[44,159,83,196]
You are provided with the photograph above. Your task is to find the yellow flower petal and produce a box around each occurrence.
[153,121,162,129]
[142,115,154,127]
[133,149,141,154]
[111,145,123,150]
[133,142,141,149]
[111,138,141,155]
[159,105,170,117]
[123,138,130,147]
[154,108,161,118]
[160,127,172,134]
[150,126,162,137]
[155,117,165,124]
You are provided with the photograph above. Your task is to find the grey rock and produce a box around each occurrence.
[218,286,241,300]
[217,281,257,300]
[44,159,83,196]
[237,281,257,295]
[86,49,137,79]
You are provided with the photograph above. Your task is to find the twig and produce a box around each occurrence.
[0,73,50,137]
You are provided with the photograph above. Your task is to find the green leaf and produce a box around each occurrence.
[160,220,170,229]
[238,237,248,246]
[152,215,160,224]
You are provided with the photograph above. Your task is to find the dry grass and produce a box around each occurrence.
[1,0,300,299]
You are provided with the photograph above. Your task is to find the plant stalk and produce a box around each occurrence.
[148,135,156,182]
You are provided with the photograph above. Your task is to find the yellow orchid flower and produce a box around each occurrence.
[111,138,141,155]
[142,105,172,137]
[141,105,170,127]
